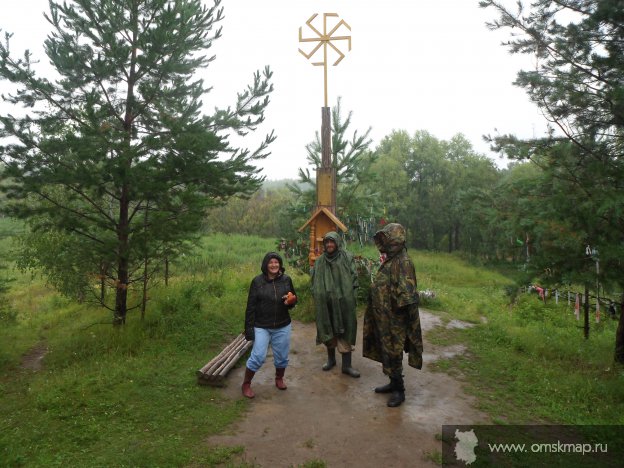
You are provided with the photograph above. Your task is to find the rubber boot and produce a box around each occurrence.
[322,347,336,371]
[341,352,360,378]
[374,378,394,394]
[387,375,405,408]
[241,367,256,399]
[275,367,287,390]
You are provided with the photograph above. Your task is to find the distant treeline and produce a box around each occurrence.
[206,130,526,262]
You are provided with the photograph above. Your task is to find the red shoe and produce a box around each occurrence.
[275,367,287,390]
[242,368,256,398]
[242,382,255,398]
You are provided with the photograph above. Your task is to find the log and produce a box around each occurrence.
[198,334,244,376]
[200,334,244,374]
[197,333,253,387]
[218,341,252,377]
[213,337,248,375]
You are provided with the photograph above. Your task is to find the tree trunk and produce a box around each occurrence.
[100,260,106,305]
[141,202,149,320]
[615,293,624,363]
[141,255,148,320]
[114,4,138,326]
[114,185,130,326]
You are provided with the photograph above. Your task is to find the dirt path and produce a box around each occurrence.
[206,310,489,467]
[20,342,48,371]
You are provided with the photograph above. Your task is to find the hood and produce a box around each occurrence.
[323,231,342,249]
[261,252,285,276]
[374,223,406,257]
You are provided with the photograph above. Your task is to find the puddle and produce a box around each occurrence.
[446,319,475,330]
[207,310,487,467]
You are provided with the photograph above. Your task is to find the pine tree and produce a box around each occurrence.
[288,98,377,220]
[0,0,274,324]
[481,0,624,359]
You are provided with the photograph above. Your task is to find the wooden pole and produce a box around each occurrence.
[320,106,336,212]
[321,107,331,168]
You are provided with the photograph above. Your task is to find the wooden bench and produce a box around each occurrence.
[196,333,253,387]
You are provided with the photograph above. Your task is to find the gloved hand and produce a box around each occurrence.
[244,328,254,341]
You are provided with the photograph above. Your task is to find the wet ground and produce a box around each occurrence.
[206,310,489,467]
[19,342,48,371]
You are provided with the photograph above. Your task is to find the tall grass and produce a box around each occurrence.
[411,249,624,427]
[1,232,623,466]
[0,233,309,467]
[456,294,624,425]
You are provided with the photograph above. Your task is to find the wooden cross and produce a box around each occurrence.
[298,13,352,107]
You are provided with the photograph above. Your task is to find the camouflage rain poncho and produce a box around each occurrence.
[311,231,358,346]
[363,223,423,374]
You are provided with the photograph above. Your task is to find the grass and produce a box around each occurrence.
[0,232,310,467]
[455,295,624,425]
[407,247,624,428]
[1,229,623,465]
[332,240,624,428]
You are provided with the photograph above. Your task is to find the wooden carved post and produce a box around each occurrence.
[298,13,351,266]
[317,106,335,213]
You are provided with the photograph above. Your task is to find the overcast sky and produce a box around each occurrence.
[1,0,546,180]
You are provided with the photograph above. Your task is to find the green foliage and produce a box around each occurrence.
[479,0,624,363]
[0,0,275,322]
[15,225,97,301]
[458,294,624,424]
[0,223,16,322]
[298,460,327,468]
[0,234,284,466]
[203,187,293,238]
[418,251,624,426]
[372,130,501,254]
[1,234,623,466]
[480,0,624,289]
[288,97,379,224]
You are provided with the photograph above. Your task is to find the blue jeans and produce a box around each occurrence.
[246,323,291,372]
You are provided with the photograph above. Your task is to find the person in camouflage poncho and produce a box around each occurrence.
[311,231,360,377]
[362,223,423,407]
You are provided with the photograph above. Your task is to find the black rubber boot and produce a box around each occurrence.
[387,375,405,407]
[322,347,336,371]
[374,378,394,394]
[341,352,360,378]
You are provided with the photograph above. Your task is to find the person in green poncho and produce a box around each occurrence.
[311,231,360,378]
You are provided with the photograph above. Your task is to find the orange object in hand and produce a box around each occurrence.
[284,291,297,305]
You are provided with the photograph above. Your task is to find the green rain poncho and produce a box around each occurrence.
[311,232,358,345]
